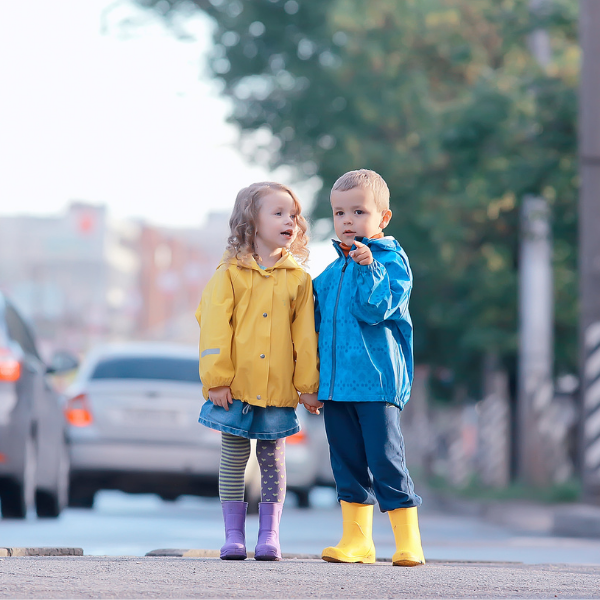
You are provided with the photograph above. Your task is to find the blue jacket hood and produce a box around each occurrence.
[313,236,414,408]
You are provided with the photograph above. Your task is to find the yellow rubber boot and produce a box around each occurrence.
[388,507,425,566]
[322,501,376,563]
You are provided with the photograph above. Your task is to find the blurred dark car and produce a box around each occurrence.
[0,293,78,519]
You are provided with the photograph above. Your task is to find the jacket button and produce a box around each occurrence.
[263,313,267,317]
[257,395,261,400]
[260,354,265,359]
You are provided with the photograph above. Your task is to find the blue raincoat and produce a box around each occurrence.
[313,236,414,409]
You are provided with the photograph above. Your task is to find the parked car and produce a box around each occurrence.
[282,408,334,507]
[65,341,333,508]
[0,293,78,519]
[65,342,221,507]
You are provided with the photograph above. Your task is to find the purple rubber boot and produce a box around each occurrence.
[254,502,283,561]
[220,501,248,560]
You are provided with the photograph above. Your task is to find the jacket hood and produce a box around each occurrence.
[219,249,301,273]
[331,235,403,258]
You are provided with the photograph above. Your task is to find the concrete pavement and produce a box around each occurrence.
[2,488,600,598]
[0,556,599,599]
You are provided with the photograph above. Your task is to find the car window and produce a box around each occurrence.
[4,303,41,360]
[91,357,201,383]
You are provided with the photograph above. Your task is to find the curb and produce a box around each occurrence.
[552,504,600,538]
[144,549,518,564]
[425,489,600,539]
[146,549,323,559]
[0,548,83,557]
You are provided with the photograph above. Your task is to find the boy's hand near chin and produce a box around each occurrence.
[299,393,324,415]
[349,240,373,265]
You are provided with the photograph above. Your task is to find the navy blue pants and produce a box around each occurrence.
[323,401,422,512]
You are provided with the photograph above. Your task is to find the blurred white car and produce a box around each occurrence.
[65,342,333,508]
[65,342,221,507]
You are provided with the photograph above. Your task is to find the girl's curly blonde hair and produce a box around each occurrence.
[226,182,309,264]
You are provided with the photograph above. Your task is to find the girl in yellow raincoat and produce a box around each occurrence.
[196,182,320,561]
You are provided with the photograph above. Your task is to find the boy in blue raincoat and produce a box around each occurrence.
[302,169,424,567]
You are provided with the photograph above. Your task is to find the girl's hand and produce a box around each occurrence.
[299,393,324,415]
[349,240,373,265]
[209,386,233,410]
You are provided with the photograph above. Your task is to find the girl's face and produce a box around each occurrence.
[254,190,299,257]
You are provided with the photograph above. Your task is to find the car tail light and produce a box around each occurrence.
[64,393,93,427]
[0,348,21,382]
[286,430,307,445]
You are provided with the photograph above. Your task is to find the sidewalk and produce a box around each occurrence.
[0,555,599,599]
[423,487,600,538]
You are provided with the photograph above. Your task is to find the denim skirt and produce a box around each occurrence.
[198,399,300,440]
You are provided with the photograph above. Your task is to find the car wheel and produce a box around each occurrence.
[35,490,60,518]
[0,479,26,518]
[35,443,69,518]
[68,482,96,509]
[294,488,311,509]
[0,433,37,519]
[159,493,180,502]
[244,484,260,514]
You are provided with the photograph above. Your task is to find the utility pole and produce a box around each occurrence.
[579,0,600,502]
[518,197,555,485]
[517,0,555,485]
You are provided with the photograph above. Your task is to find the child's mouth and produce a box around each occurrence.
[281,230,293,239]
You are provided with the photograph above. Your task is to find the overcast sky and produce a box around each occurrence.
[0,0,309,229]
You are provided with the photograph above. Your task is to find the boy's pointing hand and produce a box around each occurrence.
[349,240,373,266]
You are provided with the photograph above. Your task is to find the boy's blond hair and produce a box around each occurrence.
[226,182,309,264]
[331,169,390,211]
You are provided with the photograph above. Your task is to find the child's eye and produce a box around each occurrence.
[290,214,297,220]
[275,211,281,216]
[355,210,364,215]
[335,211,344,216]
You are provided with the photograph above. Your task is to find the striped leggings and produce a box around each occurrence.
[219,432,286,503]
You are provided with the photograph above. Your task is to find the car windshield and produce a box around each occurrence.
[91,356,200,383]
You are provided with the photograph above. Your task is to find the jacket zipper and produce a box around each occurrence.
[328,257,349,400]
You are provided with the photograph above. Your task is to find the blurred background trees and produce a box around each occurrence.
[137,0,579,403]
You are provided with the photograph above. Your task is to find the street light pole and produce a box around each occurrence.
[579,0,600,502]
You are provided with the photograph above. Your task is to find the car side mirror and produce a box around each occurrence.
[46,350,79,374]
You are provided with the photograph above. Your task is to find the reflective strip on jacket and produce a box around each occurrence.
[196,250,319,408]
[313,236,414,409]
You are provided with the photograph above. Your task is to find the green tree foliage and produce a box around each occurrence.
[138,0,579,399]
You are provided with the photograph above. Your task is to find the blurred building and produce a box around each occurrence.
[136,212,229,344]
[0,203,111,357]
[0,203,229,357]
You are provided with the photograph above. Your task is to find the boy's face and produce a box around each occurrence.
[330,187,392,246]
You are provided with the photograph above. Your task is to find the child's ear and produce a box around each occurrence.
[380,210,392,229]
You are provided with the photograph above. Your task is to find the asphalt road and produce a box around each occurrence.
[1,489,600,564]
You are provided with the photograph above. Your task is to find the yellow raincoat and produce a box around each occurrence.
[196,250,319,408]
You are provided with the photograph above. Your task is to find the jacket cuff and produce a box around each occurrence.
[358,261,378,273]
[296,384,320,395]
[202,378,233,390]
